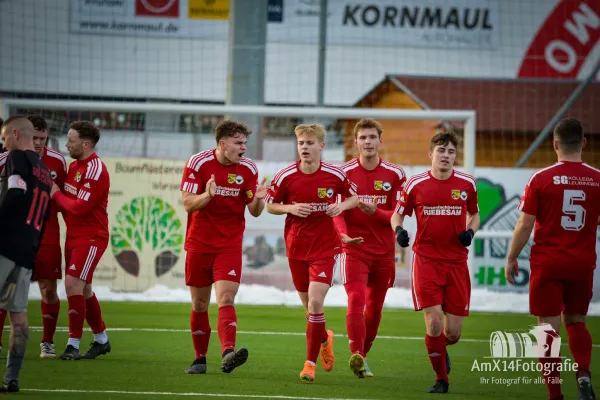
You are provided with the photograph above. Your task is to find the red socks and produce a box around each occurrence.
[307,313,326,363]
[218,305,237,355]
[41,301,60,343]
[67,295,86,339]
[190,310,211,359]
[345,282,366,356]
[566,322,592,378]
[426,334,448,382]
[364,285,386,355]
[0,309,7,344]
[85,294,106,334]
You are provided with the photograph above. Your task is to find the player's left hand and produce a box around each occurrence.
[255,178,268,200]
[50,182,60,198]
[458,229,474,246]
[358,200,377,215]
[326,203,343,217]
[505,259,519,285]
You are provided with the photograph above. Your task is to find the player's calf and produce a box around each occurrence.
[221,348,248,373]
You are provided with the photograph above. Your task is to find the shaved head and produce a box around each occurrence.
[0,115,35,152]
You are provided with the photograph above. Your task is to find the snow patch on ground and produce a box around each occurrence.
[28,283,600,315]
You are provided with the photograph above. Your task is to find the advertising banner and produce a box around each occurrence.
[70,0,500,49]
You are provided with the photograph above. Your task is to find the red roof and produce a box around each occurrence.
[389,76,600,133]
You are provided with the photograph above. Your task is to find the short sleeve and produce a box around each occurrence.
[265,172,287,204]
[395,186,415,217]
[395,169,407,202]
[518,175,539,216]
[339,174,357,198]
[244,169,259,204]
[180,159,203,195]
[467,184,479,215]
[6,151,28,177]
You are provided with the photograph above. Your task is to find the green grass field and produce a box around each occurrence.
[11,301,600,399]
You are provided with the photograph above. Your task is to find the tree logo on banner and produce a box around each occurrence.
[111,196,183,277]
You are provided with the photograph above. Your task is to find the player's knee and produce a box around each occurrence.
[307,297,324,314]
[445,331,461,344]
[424,315,443,336]
[347,292,365,313]
[64,278,84,296]
[563,314,586,326]
[217,292,236,307]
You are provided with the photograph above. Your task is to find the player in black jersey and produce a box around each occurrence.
[0,116,52,393]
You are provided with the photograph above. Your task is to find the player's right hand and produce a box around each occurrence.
[505,259,519,285]
[289,203,312,218]
[206,174,216,198]
[395,226,410,247]
[340,233,364,246]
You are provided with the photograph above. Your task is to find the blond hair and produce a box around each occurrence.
[353,118,383,139]
[294,123,326,143]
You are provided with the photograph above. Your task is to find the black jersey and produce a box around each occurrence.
[0,150,52,268]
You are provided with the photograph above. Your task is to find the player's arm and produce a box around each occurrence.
[391,185,413,247]
[505,177,539,284]
[247,177,267,218]
[505,212,535,284]
[51,174,108,216]
[333,196,363,245]
[0,151,29,216]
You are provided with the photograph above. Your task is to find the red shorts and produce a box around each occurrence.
[185,251,242,288]
[411,253,471,316]
[65,242,107,284]
[339,253,395,288]
[529,270,594,316]
[32,243,62,281]
[288,254,339,292]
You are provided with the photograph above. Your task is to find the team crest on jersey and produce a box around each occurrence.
[235,175,244,184]
[318,188,327,198]
[75,171,82,182]
[451,189,460,200]
[460,191,468,200]
[326,188,334,198]
[374,180,383,190]
[50,170,57,180]
[382,182,392,191]
[227,173,237,184]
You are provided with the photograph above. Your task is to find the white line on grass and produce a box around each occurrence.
[25,326,600,348]
[22,388,373,400]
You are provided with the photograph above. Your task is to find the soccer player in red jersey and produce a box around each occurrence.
[391,132,480,393]
[505,118,600,400]
[333,118,406,378]
[50,121,111,361]
[265,123,358,382]
[180,120,266,375]
[0,115,67,358]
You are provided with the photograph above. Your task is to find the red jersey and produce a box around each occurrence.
[336,157,406,258]
[180,149,258,254]
[396,170,479,263]
[52,153,110,245]
[0,147,66,246]
[518,161,600,275]
[266,161,357,260]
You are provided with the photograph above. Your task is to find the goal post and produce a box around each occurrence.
[2,98,517,278]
